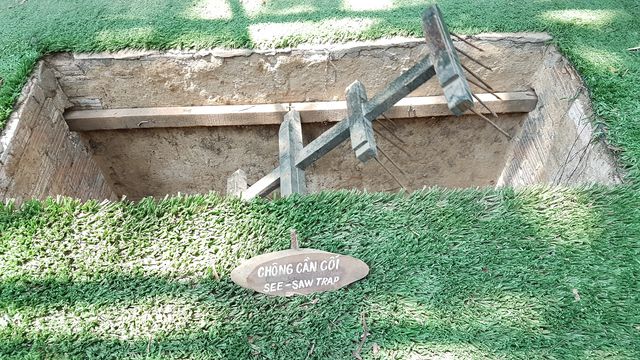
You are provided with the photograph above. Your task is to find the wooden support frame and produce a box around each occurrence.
[238,54,438,200]
[64,92,537,131]
[63,5,539,201]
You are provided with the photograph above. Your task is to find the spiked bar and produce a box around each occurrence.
[421,5,474,116]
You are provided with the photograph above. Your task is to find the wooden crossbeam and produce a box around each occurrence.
[293,55,436,172]
[64,92,537,131]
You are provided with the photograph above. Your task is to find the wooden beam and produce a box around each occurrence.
[278,110,306,196]
[65,91,537,131]
[226,169,247,197]
[241,167,280,201]
[422,5,474,116]
[347,80,377,163]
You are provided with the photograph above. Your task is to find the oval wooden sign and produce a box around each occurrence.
[231,248,369,296]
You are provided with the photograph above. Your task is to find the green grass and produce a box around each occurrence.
[1,0,640,358]
[1,188,640,359]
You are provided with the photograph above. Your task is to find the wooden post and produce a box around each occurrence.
[346,81,377,162]
[226,169,247,197]
[295,55,436,171]
[279,110,306,196]
[422,5,474,116]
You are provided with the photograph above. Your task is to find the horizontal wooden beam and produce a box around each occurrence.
[64,91,537,132]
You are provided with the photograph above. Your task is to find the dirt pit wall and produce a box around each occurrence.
[0,64,116,204]
[0,34,622,202]
[83,113,524,199]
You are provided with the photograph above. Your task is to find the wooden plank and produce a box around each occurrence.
[256,58,439,195]
[226,169,247,197]
[241,167,280,201]
[295,118,351,171]
[422,5,474,116]
[366,56,437,119]
[278,110,306,196]
[65,92,537,131]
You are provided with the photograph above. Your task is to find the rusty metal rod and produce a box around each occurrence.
[377,145,407,176]
[374,156,407,191]
[454,46,493,71]
[472,93,498,118]
[466,77,502,100]
[375,120,407,145]
[450,33,484,52]
[469,107,511,139]
[373,127,412,158]
[381,113,398,129]
[460,62,494,90]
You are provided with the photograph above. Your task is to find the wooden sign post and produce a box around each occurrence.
[231,230,369,296]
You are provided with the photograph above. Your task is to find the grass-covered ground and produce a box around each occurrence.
[1,0,640,359]
[1,189,640,358]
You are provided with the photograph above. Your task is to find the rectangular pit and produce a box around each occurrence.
[0,33,622,203]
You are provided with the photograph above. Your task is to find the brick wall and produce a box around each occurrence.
[496,49,622,187]
[0,63,117,204]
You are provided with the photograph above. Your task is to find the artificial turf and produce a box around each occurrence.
[1,188,640,359]
[1,0,640,359]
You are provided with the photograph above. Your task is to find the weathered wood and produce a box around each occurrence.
[65,103,291,131]
[295,54,437,171]
[226,169,247,197]
[422,5,474,116]
[231,248,369,296]
[279,110,306,196]
[245,56,438,198]
[241,167,280,201]
[295,120,350,171]
[366,56,436,119]
[346,81,377,162]
[240,92,538,200]
[64,92,537,131]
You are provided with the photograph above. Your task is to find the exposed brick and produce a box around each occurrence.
[3,128,32,174]
[38,65,58,98]
[16,96,42,129]
[52,87,71,112]
[2,63,117,204]
[31,84,46,105]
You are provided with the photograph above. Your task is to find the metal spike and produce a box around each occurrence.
[376,120,407,145]
[466,77,502,100]
[472,93,498,118]
[469,107,511,139]
[381,113,398,129]
[450,33,484,52]
[377,145,406,175]
[454,46,493,71]
[374,156,407,191]
[373,127,412,158]
[460,62,494,90]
